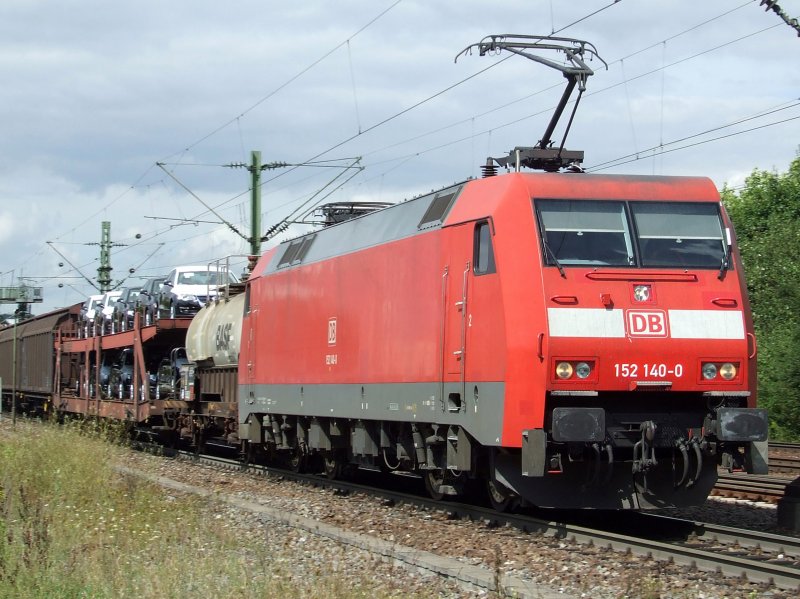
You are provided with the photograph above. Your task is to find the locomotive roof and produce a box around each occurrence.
[260,171,720,275]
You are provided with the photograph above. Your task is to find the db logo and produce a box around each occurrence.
[626,310,668,337]
[327,317,337,346]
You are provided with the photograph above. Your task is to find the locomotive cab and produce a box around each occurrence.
[486,173,768,508]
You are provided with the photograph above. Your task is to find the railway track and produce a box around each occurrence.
[184,439,800,503]
[770,443,800,452]
[771,456,800,472]
[708,440,800,502]
[714,472,791,503]
[165,449,800,592]
[769,443,800,476]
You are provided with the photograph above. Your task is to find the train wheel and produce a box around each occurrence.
[424,469,445,501]
[323,451,343,480]
[193,429,205,455]
[487,479,513,512]
[242,441,257,466]
[288,447,306,473]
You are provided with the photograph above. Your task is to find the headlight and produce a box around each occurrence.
[633,285,651,302]
[719,362,737,380]
[556,362,573,379]
[701,363,718,380]
[575,362,591,379]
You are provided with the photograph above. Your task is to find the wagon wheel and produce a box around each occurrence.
[486,479,514,512]
[192,426,205,456]
[323,451,343,480]
[163,411,177,430]
[288,445,307,473]
[242,441,258,466]
[423,469,445,501]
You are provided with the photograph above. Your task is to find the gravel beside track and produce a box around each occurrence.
[117,449,799,598]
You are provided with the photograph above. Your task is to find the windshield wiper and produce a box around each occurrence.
[717,249,730,280]
[717,228,732,281]
[543,241,566,278]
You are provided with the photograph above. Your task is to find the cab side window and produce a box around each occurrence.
[474,221,496,275]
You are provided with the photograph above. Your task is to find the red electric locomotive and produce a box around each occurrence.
[231,35,766,510]
[236,170,767,509]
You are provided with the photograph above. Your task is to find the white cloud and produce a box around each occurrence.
[0,212,14,245]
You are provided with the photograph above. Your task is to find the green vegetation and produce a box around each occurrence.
[0,422,429,599]
[722,155,800,441]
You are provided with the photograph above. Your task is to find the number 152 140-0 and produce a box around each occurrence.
[614,363,683,378]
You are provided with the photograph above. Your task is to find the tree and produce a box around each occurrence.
[722,155,800,440]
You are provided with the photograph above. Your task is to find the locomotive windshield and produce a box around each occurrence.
[537,200,634,266]
[629,202,725,268]
[536,199,726,269]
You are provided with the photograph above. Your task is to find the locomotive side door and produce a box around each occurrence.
[243,283,258,392]
[440,219,500,414]
[441,223,473,410]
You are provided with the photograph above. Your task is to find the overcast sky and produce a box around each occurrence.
[2,0,799,315]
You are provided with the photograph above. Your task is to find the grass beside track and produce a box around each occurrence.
[0,420,436,599]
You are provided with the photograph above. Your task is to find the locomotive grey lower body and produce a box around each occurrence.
[237,383,769,509]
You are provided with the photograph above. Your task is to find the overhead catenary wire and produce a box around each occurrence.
[140,5,773,253]
[340,1,761,170]
[353,18,787,180]
[18,1,795,303]
[66,9,790,271]
[37,1,626,262]
[16,1,408,288]
[588,112,800,172]
[157,0,405,163]
[347,39,363,134]
[131,0,628,252]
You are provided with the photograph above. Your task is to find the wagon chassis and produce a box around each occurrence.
[47,313,236,448]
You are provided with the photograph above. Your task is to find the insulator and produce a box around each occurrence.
[481,158,498,178]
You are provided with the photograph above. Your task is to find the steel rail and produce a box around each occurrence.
[637,513,800,558]
[770,442,800,452]
[170,450,800,591]
[769,456,800,473]
[715,472,789,502]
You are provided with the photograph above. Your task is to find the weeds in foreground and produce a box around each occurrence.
[0,422,441,599]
